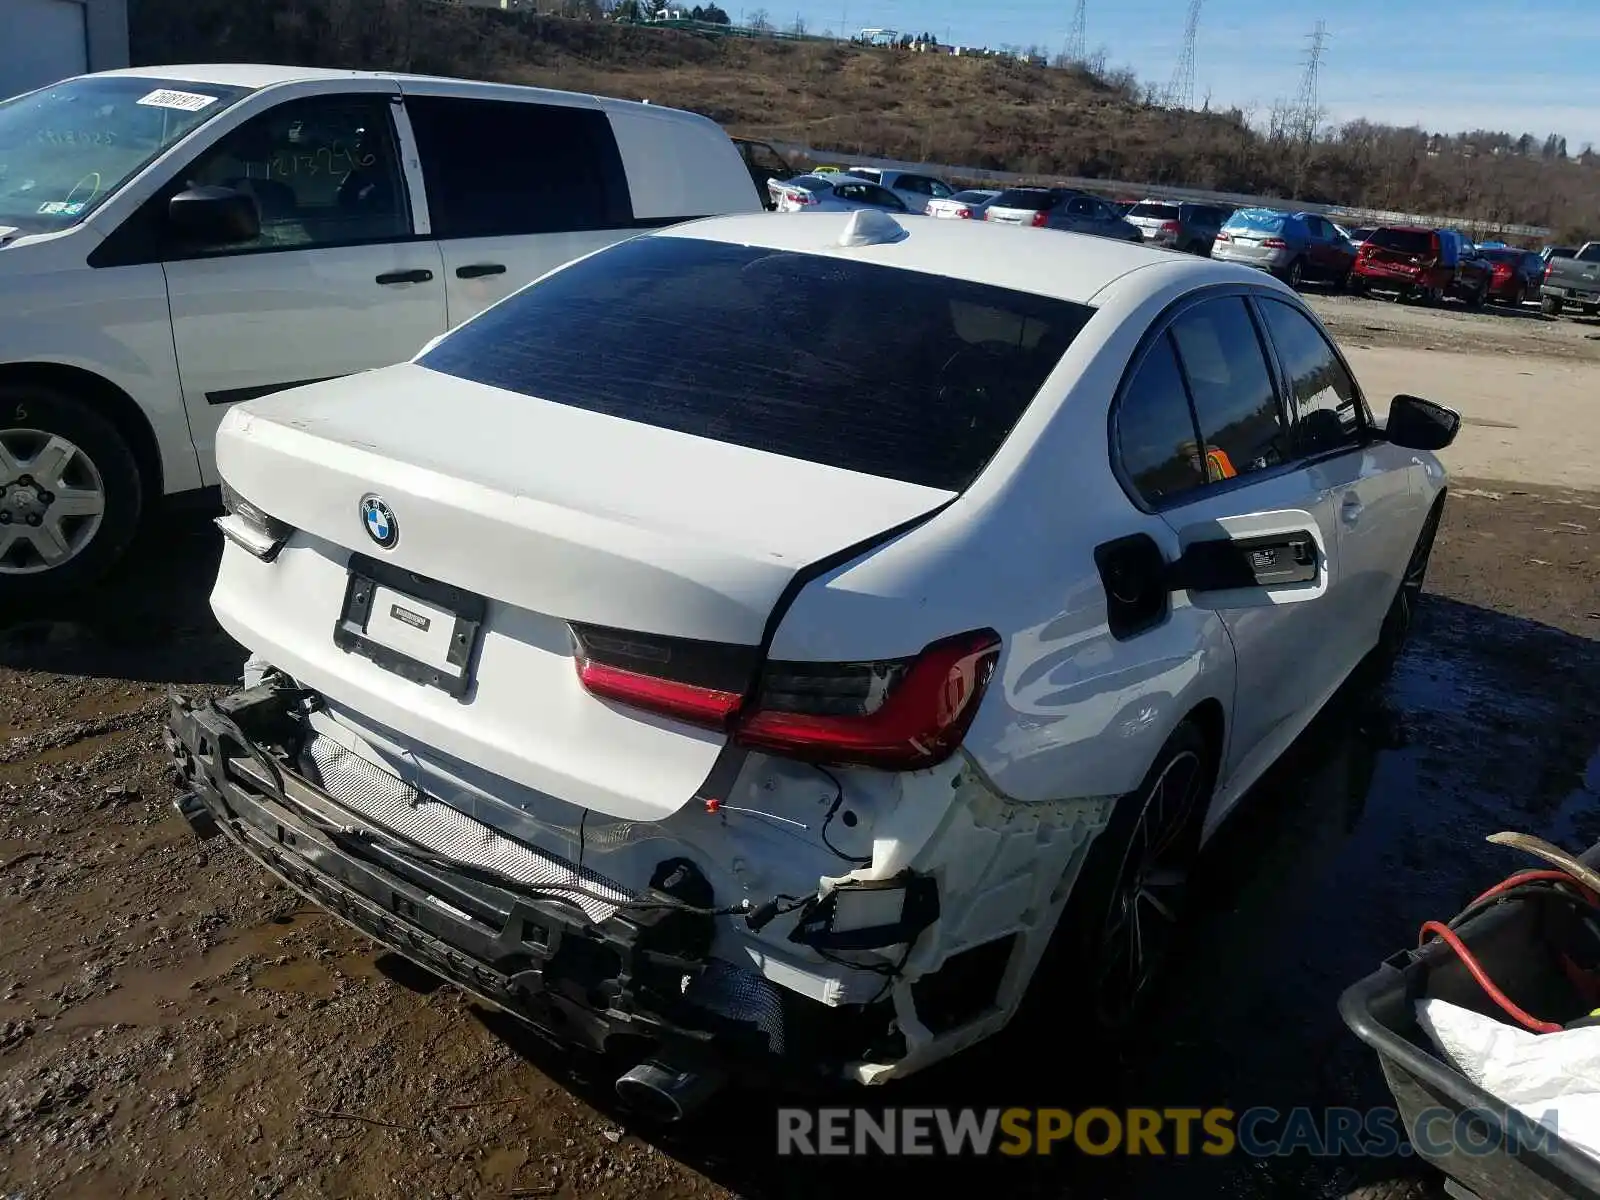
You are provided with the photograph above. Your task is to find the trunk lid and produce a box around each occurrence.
[212,363,954,821]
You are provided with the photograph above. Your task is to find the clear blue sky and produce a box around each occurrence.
[741,0,1600,148]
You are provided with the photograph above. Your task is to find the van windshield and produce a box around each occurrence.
[0,75,250,234]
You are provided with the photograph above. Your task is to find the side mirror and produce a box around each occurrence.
[168,185,260,245]
[1384,393,1461,451]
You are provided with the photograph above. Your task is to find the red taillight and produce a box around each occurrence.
[572,624,1002,770]
[1545,262,1556,280]
[577,659,743,727]
[1031,210,1048,227]
[737,630,1002,770]
[1214,231,1231,243]
[957,207,972,219]
[1261,238,1288,249]
[1160,220,1182,234]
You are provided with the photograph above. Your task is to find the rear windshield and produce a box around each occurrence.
[1481,249,1521,265]
[848,168,882,183]
[951,190,995,203]
[1579,245,1600,263]
[991,189,1057,211]
[1370,228,1436,255]
[1223,210,1286,234]
[1129,202,1180,219]
[419,236,1096,492]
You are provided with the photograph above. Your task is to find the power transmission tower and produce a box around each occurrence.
[1292,20,1329,142]
[1165,0,1203,109]
[1064,0,1087,63]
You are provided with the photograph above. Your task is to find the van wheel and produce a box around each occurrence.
[1541,293,1561,316]
[1282,257,1305,288]
[1055,719,1215,1031]
[0,385,143,601]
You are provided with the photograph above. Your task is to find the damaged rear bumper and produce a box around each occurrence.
[164,685,885,1089]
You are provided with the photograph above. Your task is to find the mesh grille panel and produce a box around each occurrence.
[304,734,632,923]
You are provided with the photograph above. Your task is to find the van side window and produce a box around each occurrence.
[405,96,631,238]
[179,94,409,253]
[1257,299,1366,456]
[1168,297,1287,481]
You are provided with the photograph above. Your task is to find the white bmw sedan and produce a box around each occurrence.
[169,210,1458,1111]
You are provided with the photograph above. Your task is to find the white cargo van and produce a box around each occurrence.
[0,65,763,598]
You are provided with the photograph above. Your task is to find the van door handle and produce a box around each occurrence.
[1340,495,1365,524]
[455,263,506,279]
[376,269,433,285]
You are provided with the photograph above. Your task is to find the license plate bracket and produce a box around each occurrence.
[334,552,485,698]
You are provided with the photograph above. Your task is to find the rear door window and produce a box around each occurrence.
[1256,299,1366,457]
[1130,202,1180,220]
[404,96,631,238]
[1115,334,1207,505]
[419,235,1096,491]
[1167,298,1288,481]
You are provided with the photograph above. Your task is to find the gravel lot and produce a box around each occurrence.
[2,293,1597,1200]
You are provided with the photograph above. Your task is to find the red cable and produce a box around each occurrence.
[1418,920,1563,1034]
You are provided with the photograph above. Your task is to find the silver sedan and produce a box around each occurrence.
[767,174,911,215]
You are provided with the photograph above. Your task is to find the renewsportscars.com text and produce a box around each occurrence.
[776,1105,1560,1158]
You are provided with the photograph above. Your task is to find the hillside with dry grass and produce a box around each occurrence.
[130,0,1600,237]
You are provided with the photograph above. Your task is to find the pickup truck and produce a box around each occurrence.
[1540,242,1600,316]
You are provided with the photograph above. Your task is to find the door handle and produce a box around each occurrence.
[455,263,506,279]
[375,269,434,285]
[1340,495,1365,524]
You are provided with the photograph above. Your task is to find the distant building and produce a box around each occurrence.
[1,0,127,100]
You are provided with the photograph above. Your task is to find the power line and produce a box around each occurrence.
[1064,0,1087,63]
[1165,0,1203,110]
[1292,20,1330,142]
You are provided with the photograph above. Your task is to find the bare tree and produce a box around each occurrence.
[790,12,806,35]
[748,6,770,29]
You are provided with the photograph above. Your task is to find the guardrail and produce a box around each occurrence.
[771,142,1554,239]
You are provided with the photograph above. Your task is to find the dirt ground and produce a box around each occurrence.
[2,295,1597,1200]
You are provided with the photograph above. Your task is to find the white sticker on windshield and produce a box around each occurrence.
[136,88,219,113]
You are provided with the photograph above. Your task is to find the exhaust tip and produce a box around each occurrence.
[615,1059,722,1124]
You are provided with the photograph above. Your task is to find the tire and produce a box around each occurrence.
[0,385,143,602]
[1513,282,1528,307]
[1541,293,1562,316]
[1343,270,1360,293]
[1467,280,1487,308]
[1584,304,1599,318]
[1046,719,1216,1031]
[1281,257,1306,289]
[1367,498,1443,684]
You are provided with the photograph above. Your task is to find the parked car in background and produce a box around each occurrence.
[983,188,1142,241]
[1346,226,1375,251]
[841,167,955,214]
[0,64,763,600]
[925,188,1001,220]
[1350,228,1490,306]
[1123,199,1234,254]
[768,174,910,214]
[730,137,795,210]
[1540,242,1600,316]
[1210,208,1354,287]
[172,208,1458,1102]
[1478,247,1544,305]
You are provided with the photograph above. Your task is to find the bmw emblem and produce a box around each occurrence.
[360,495,398,549]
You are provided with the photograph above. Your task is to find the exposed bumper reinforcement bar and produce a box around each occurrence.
[164,684,831,1087]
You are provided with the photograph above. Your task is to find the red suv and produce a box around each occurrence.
[1350,227,1491,305]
